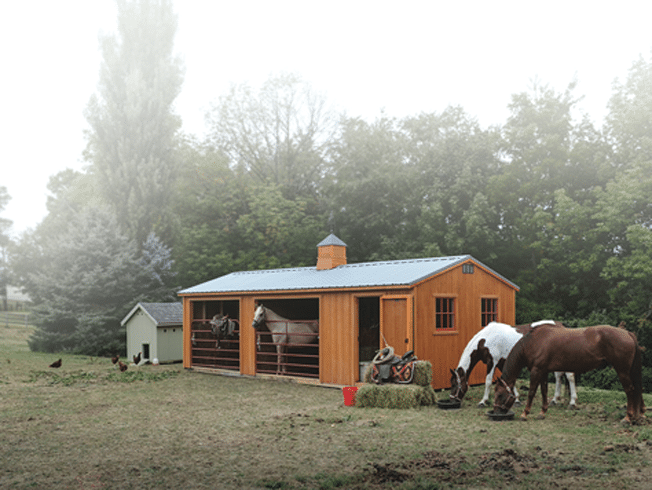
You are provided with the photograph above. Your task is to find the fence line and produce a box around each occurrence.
[3,311,30,327]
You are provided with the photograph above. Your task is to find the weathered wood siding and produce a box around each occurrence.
[413,260,517,389]
[239,296,257,376]
[319,292,354,385]
[183,297,193,368]
[180,259,517,390]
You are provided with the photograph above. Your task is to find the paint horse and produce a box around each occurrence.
[252,304,319,374]
[450,321,577,408]
[494,324,645,423]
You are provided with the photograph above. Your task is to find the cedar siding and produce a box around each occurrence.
[178,237,518,390]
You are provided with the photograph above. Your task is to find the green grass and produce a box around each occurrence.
[2,323,652,489]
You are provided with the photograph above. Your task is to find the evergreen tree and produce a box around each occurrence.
[13,207,174,355]
[84,0,183,244]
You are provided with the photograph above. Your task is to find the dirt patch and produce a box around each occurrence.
[361,445,652,488]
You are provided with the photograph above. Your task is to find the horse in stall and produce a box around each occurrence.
[251,304,319,374]
[450,320,577,408]
[493,324,646,423]
[209,314,238,348]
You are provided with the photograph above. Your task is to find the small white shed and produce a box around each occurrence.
[121,302,183,363]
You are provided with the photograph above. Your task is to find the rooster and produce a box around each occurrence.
[49,359,62,368]
[133,352,141,365]
[111,354,119,364]
[118,360,128,372]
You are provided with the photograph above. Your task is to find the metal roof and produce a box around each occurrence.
[317,233,347,247]
[121,302,183,327]
[178,255,519,295]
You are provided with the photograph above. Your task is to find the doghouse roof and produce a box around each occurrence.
[121,302,183,327]
[178,255,519,295]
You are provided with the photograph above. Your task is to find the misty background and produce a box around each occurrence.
[1,0,652,392]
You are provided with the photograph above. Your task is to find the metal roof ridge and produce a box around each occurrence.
[226,254,472,274]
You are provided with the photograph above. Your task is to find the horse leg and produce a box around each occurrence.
[521,368,542,421]
[537,373,549,420]
[276,344,286,374]
[551,372,562,406]
[479,367,494,407]
[614,368,639,423]
[513,384,521,406]
[566,372,578,409]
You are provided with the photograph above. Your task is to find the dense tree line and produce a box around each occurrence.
[2,1,652,390]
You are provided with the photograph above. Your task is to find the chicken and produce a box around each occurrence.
[111,355,119,364]
[133,352,141,365]
[118,360,128,372]
[49,359,62,368]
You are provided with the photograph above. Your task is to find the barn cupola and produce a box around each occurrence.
[316,234,347,270]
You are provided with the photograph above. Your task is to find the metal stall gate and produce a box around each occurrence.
[254,299,319,378]
[255,319,319,378]
[190,300,240,371]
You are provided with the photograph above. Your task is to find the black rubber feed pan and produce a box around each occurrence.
[486,410,515,421]
[437,399,461,409]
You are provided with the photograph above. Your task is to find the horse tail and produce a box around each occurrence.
[630,334,643,401]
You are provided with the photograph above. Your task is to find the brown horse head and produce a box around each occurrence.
[493,377,516,414]
[450,338,494,402]
[449,367,467,401]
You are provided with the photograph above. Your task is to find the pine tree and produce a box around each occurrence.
[20,208,174,356]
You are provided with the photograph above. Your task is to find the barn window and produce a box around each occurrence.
[481,298,498,326]
[435,297,455,331]
[462,263,474,274]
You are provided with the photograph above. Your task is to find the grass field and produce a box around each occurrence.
[2,323,652,489]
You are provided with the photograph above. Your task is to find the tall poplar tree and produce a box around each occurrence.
[84,0,184,245]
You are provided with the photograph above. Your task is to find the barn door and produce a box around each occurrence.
[380,295,413,357]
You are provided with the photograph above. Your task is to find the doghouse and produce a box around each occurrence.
[178,234,519,389]
[121,302,183,363]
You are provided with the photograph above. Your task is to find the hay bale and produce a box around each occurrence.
[413,361,432,386]
[355,383,437,409]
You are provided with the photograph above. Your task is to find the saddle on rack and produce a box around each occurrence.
[371,348,417,384]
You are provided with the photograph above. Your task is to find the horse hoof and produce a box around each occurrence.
[535,414,546,420]
[477,401,487,408]
[549,399,558,406]
[519,414,528,421]
[569,404,579,411]
[514,400,522,407]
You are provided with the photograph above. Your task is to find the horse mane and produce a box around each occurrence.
[499,331,529,383]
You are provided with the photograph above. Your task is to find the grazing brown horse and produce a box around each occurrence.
[449,320,576,408]
[493,324,645,423]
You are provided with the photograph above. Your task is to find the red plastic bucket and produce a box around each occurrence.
[342,386,358,406]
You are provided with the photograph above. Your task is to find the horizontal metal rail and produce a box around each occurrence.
[255,321,319,378]
[191,319,240,371]
[3,311,30,327]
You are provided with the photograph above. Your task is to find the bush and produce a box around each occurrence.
[581,366,622,391]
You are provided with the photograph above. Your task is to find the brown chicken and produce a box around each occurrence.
[118,360,128,372]
[111,355,119,364]
[49,359,62,368]
[133,352,141,365]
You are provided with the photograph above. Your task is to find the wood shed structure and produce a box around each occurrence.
[178,235,519,389]
[121,302,183,364]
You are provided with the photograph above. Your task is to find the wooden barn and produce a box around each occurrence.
[178,235,519,389]
[121,302,183,364]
